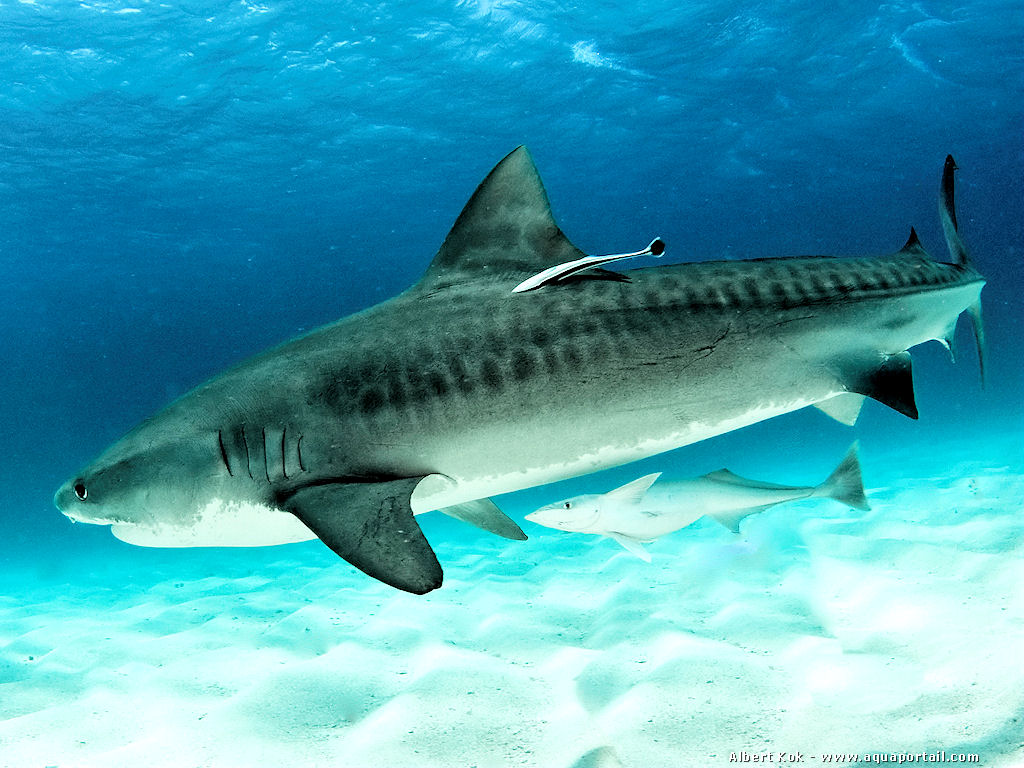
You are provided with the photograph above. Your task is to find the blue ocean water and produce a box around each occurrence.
[1,1,1022,766]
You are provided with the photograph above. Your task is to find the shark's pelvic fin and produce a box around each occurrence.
[282,478,443,594]
[416,146,586,291]
[813,392,866,426]
[606,531,652,562]
[512,238,665,293]
[812,442,870,511]
[439,498,528,540]
[707,505,773,534]
[939,154,987,385]
[841,351,918,419]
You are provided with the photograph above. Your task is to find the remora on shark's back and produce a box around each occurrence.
[526,443,870,561]
[55,150,985,594]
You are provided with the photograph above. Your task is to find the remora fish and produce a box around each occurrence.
[54,150,984,594]
[525,443,869,561]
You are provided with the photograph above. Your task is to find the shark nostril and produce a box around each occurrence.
[73,482,87,501]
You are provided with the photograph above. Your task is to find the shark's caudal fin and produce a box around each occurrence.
[940,155,987,385]
[414,146,586,292]
[812,442,870,511]
[832,156,986,415]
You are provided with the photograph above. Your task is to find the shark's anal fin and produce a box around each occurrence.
[439,498,528,540]
[841,351,918,419]
[282,478,443,594]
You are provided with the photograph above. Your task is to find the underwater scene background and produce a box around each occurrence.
[1,0,1022,766]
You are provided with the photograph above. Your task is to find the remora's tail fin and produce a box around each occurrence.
[812,442,870,511]
[939,154,987,385]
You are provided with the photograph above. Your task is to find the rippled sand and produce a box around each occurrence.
[2,459,1021,767]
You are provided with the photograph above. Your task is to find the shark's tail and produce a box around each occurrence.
[939,154,987,385]
[811,442,870,511]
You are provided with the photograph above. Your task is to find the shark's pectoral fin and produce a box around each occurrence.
[439,498,528,540]
[606,532,652,562]
[840,351,918,419]
[282,478,443,595]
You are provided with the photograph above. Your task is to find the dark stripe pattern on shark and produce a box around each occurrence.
[55,148,985,594]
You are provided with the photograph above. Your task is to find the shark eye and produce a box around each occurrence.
[73,482,88,501]
[563,502,572,509]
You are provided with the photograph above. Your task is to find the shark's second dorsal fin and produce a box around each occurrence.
[900,227,926,256]
[415,146,586,292]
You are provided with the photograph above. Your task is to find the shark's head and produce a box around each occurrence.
[524,493,604,533]
[55,409,317,547]
[54,421,223,532]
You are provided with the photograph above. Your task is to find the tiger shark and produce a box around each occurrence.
[55,149,985,594]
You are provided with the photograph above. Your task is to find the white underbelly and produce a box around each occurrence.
[410,396,823,514]
[111,497,316,548]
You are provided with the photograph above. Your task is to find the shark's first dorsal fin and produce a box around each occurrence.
[416,146,586,292]
[605,472,661,505]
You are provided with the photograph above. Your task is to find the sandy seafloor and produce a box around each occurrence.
[2,434,1021,768]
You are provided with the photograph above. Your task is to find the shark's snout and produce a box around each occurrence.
[525,502,601,532]
[54,479,74,516]
[54,477,109,525]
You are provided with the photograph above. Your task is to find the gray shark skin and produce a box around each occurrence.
[55,149,985,594]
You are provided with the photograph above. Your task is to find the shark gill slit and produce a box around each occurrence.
[280,427,289,480]
[217,430,233,477]
[260,428,271,483]
[296,436,306,472]
[241,426,253,480]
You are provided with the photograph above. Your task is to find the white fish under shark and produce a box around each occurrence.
[525,444,869,561]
